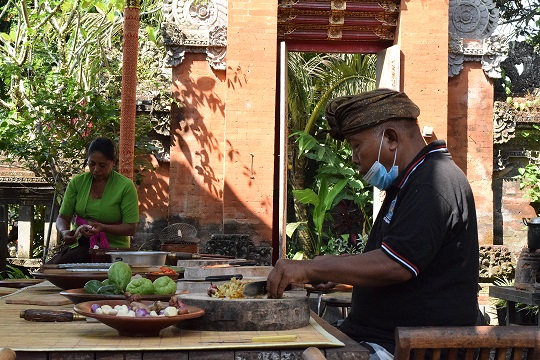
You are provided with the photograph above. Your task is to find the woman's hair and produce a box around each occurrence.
[87,138,116,161]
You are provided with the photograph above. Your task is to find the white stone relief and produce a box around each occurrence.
[162,0,227,70]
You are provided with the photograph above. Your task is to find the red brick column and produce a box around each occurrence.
[221,0,278,244]
[448,62,494,245]
[119,4,140,180]
[397,1,449,138]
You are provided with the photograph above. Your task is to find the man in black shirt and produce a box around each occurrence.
[267,89,479,359]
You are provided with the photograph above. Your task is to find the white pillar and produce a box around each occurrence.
[17,204,34,259]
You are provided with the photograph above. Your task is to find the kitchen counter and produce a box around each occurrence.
[0,281,369,359]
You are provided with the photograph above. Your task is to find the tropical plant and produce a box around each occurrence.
[287,177,348,257]
[286,52,376,257]
[518,162,540,210]
[0,264,29,280]
[287,130,372,257]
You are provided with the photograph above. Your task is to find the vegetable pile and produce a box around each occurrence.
[90,296,189,317]
[83,261,178,295]
[148,266,177,275]
[207,277,245,299]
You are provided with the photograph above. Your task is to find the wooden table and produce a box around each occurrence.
[1,282,369,360]
[488,286,540,325]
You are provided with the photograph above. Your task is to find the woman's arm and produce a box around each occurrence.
[56,214,77,245]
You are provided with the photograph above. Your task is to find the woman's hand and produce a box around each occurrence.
[87,220,137,237]
[75,224,94,238]
[61,230,77,245]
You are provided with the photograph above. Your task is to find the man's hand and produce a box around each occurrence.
[266,259,312,299]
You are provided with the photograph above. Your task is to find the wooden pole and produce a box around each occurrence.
[118,0,140,180]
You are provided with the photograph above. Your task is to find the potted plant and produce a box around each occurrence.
[518,162,540,215]
[491,276,539,325]
[491,276,513,325]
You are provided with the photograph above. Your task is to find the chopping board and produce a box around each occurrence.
[178,292,310,331]
[5,292,71,306]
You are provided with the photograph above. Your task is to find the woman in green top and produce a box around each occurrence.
[47,138,139,264]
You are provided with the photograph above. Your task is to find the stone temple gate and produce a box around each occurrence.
[1,0,536,273]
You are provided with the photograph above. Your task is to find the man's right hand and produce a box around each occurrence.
[266,258,313,299]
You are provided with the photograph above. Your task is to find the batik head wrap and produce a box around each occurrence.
[325,88,420,140]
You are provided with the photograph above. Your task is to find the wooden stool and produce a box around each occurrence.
[304,284,353,317]
[321,292,352,319]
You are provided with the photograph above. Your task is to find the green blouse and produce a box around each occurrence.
[59,171,139,248]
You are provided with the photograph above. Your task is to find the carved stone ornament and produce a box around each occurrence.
[162,0,227,70]
[493,100,540,172]
[448,0,507,78]
[495,41,540,98]
[493,101,516,145]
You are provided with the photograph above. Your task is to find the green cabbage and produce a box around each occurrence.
[97,284,123,295]
[108,261,132,291]
[126,277,155,295]
[83,280,103,294]
[153,276,177,295]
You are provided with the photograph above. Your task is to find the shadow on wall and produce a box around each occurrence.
[136,54,273,250]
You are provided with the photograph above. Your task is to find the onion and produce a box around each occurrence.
[91,304,100,313]
[135,308,148,317]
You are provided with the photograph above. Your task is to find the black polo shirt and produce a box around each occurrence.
[339,140,480,354]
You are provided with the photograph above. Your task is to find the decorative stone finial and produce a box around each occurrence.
[162,0,227,70]
[448,0,507,79]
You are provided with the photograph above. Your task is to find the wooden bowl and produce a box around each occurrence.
[31,271,108,290]
[74,300,205,336]
[60,288,178,304]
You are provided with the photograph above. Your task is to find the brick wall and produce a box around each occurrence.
[223,0,278,245]
[397,0,449,137]
[168,54,227,239]
[162,1,278,246]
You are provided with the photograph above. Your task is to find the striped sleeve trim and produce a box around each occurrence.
[381,242,419,277]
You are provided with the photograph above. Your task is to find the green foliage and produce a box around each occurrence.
[0,264,28,280]
[517,163,540,207]
[289,177,348,257]
[321,234,366,255]
[0,0,162,196]
[495,0,540,47]
[287,131,372,257]
[0,73,120,192]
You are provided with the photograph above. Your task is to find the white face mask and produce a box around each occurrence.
[362,132,398,190]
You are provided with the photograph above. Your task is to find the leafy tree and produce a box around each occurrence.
[495,0,540,46]
[0,0,160,196]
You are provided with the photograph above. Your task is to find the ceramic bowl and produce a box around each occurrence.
[74,300,205,336]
